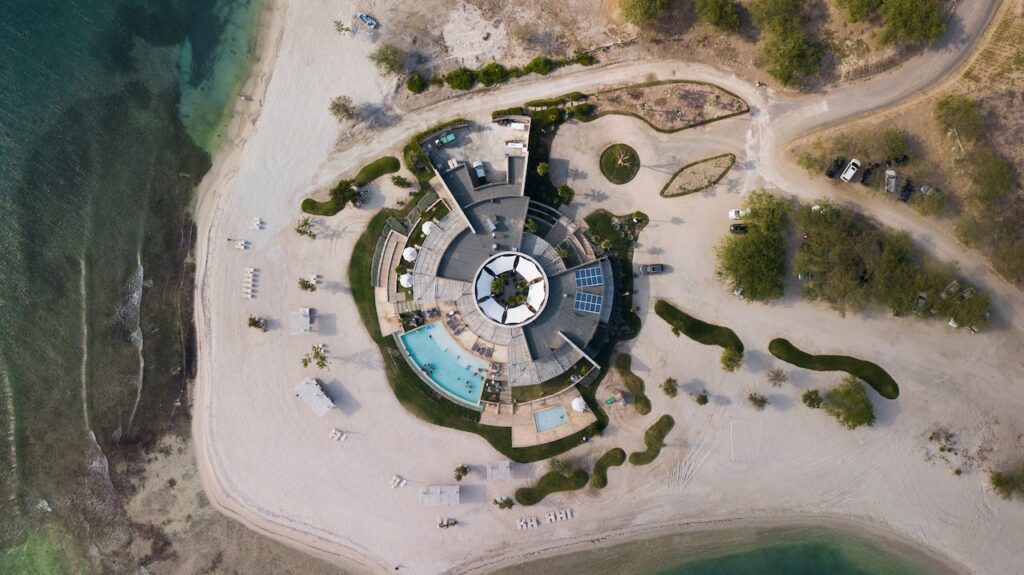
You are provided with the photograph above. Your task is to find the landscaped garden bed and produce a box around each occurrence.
[615,354,650,416]
[515,468,590,506]
[661,153,736,197]
[629,415,675,465]
[599,143,640,184]
[591,448,626,489]
[654,300,744,352]
[590,80,748,132]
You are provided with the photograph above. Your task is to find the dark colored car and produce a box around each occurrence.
[729,223,748,234]
[639,264,665,274]
[826,157,847,179]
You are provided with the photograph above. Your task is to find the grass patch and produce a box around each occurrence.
[599,143,640,184]
[301,156,399,216]
[615,354,650,416]
[515,469,590,506]
[512,361,593,402]
[660,153,736,197]
[654,300,744,352]
[629,415,675,465]
[768,338,899,399]
[591,448,627,489]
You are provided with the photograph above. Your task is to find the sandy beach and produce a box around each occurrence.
[191,2,1024,574]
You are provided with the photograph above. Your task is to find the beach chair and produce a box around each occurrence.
[556,510,567,521]
[546,512,556,523]
[527,517,538,528]
[516,518,527,530]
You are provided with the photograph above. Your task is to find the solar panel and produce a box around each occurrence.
[573,292,603,314]
[574,267,603,287]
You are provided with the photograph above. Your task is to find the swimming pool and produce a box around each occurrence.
[399,323,488,408]
[534,405,569,432]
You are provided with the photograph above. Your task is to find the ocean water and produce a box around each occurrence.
[495,525,949,575]
[0,0,262,562]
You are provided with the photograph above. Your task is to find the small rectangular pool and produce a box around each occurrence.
[533,405,569,432]
[399,323,488,408]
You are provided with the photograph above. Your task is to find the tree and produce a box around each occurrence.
[823,376,875,429]
[301,345,329,369]
[661,378,678,398]
[934,95,983,141]
[524,56,556,75]
[492,497,515,509]
[298,278,317,292]
[453,464,469,481]
[368,43,405,76]
[759,24,821,86]
[720,347,743,372]
[405,73,427,94]
[445,67,477,90]
[802,389,823,408]
[391,175,412,188]
[879,0,944,46]
[695,0,741,32]
[619,0,670,26]
[329,179,358,208]
[478,62,510,86]
[695,392,709,406]
[536,162,550,177]
[715,190,787,301]
[295,217,316,239]
[247,316,267,332]
[837,0,881,23]
[747,393,769,411]
[328,95,355,121]
[547,457,573,478]
[767,367,787,387]
[556,184,575,205]
[524,218,538,234]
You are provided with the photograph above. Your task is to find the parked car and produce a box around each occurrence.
[729,223,748,234]
[472,161,485,180]
[898,179,914,202]
[826,157,847,179]
[728,209,750,220]
[356,12,379,29]
[840,159,861,182]
[885,169,897,193]
[433,132,456,147]
[639,264,665,274]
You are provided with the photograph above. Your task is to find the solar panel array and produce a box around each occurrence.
[574,267,603,287]
[574,292,603,314]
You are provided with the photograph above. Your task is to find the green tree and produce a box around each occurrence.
[715,190,787,301]
[556,184,575,205]
[454,464,469,481]
[524,218,538,234]
[720,347,743,372]
[661,378,679,398]
[478,62,510,86]
[329,179,358,208]
[695,0,741,32]
[247,316,267,332]
[536,162,550,176]
[297,278,317,292]
[990,462,1024,500]
[695,392,709,406]
[619,0,670,26]
[391,175,412,188]
[492,497,515,509]
[328,95,355,121]
[368,43,405,76]
[802,389,823,408]
[747,393,769,411]
[405,73,427,94]
[445,67,477,90]
[823,376,875,429]
[934,95,983,141]
[759,25,821,86]
[879,0,945,46]
[524,56,557,75]
[837,0,881,22]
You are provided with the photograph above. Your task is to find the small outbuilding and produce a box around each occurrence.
[294,377,335,417]
[419,485,460,506]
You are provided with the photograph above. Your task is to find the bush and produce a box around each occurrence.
[369,43,405,76]
[629,415,675,465]
[492,106,524,118]
[536,162,550,176]
[654,300,745,352]
[969,147,1016,205]
[391,175,412,188]
[802,389,823,408]
[822,376,876,429]
[720,347,743,372]
[837,0,881,22]
[571,103,596,121]
[695,0,741,32]
[661,378,678,398]
[715,190,787,301]
[934,95,983,141]
[445,67,477,90]
[591,448,627,489]
[493,497,515,509]
[478,62,510,86]
[769,338,899,399]
[328,95,355,120]
[405,73,427,94]
[616,354,651,416]
[695,392,709,406]
[573,49,598,66]
[620,0,670,26]
[759,24,821,86]
[515,468,589,505]
[524,56,557,75]
[990,462,1024,500]
[879,0,945,46]
[556,184,575,205]
[747,393,769,411]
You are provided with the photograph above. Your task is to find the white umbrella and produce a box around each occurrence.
[402,247,418,262]
[422,221,436,236]
[571,397,588,413]
[399,273,413,288]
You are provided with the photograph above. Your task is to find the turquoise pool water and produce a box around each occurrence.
[534,405,569,432]
[400,323,487,407]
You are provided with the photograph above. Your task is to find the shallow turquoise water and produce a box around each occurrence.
[534,405,569,432]
[401,323,487,406]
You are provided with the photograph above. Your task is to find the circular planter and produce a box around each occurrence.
[599,143,640,184]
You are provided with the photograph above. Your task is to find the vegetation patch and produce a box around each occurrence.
[583,210,648,340]
[768,338,899,399]
[715,190,788,301]
[599,144,640,184]
[750,0,821,86]
[515,468,590,506]
[822,376,876,429]
[615,354,651,416]
[629,415,675,465]
[591,448,627,489]
[654,300,744,352]
[512,361,593,402]
[590,81,748,132]
[301,156,399,216]
[695,0,741,32]
[990,462,1024,500]
[660,153,736,197]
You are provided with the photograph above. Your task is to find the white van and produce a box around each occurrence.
[509,122,527,131]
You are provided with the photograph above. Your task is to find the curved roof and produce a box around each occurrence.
[473,252,549,327]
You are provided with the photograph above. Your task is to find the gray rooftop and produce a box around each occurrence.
[294,378,334,417]
[436,197,529,282]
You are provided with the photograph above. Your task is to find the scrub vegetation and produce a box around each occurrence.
[750,0,821,86]
[821,376,876,429]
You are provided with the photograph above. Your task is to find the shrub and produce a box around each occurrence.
[620,0,670,26]
[767,367,787,387]
[536,162,550,176]
[454,464,469,481]
[328,95,355,120]
[747,393,769,411]
[879,0,945,46]
[297,278,317,292]
[295,217,316,238]
[573,49,598,66]
[934,95,983,141]
[969,147,1016,205]
[661,378,678,398]
[695,392,709,406]
[629,415,675,465]
[478,62,510,86]
[391,175,412,188]
[369,43,405,76]
[802,389,823,409]
[695,0,741,32]
[571,103,595,120]
[515,468,589,505]
[493,497,515,509]
[445,67,477,90]
[556,184,575,205]
[405,73,427,94]
[591,448,627,489]
[759,24,821,86]
[247,316,267,331]
[720,347,743,372]
[492,106,524,118]
[524,56,557,75]
[822,376,876,429]
[837,0,881,22]
[990,463,1024,500]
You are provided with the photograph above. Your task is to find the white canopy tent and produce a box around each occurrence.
[485,254,516,276]
[516,259,544,283]
[422,221,436,236]
[526,282,546,310]
[479,297,506,323]
[398,273,413,288]
[571,396,588,413]
[402,247,418,262]
[505,305,533,324]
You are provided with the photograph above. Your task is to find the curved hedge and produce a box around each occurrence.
[302,156,399,216]
[654,300,744,352]
[515,469,590,506]
[599,144,640,184]
[768,338,899,399]
[592,448,627,489]
[615,354,651,415]
[629,415,675,466]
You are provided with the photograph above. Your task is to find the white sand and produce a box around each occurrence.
[193,1,1023,574]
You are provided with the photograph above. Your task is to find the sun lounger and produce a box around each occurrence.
[527,517,538,528]
[566,508,574,519]
[556,510,567,521]
[546,512,556,523]
[516,518,527,530]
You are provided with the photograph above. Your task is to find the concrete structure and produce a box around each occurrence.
[419,485,460,506]
[293,378,334,417]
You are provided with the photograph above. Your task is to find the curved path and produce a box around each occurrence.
[192,2,1020,574]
